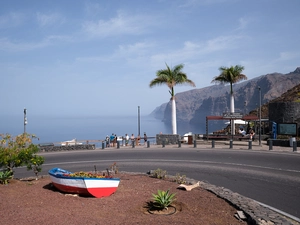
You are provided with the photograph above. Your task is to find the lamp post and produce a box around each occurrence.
[24,108,27,134]
[258,87,262,146]
[138,106,140,136]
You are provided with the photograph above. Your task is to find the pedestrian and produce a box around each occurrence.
[110,133,115,147]
[125,134,129,146]
[105,135,110,148]
[130,134,135,145]
[121,136,125,146]
[136,134,141,146]
[143,132,147,145]
[249,129,255,140]
[114,134,117,147]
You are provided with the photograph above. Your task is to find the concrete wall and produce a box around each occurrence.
[269,102,300,124]
[267,139,300,147]
[39,144,95,152]
[156,134,180,145]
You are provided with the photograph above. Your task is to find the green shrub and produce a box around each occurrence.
[152,189,176,209]
[151,168,167,179]
[0,170,13,185]
[0,133,44,178]
[174,173,187,184]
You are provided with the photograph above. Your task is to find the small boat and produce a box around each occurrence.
[48,168,120,198]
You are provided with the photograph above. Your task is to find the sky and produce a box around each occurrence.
[1,0,300,117]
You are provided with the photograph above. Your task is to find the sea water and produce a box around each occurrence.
[0,115,204,145]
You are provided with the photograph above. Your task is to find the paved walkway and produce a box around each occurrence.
[110,140,299,153]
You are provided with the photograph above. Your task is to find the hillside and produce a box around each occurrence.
[151,67,300,131]
[250,70,300,118]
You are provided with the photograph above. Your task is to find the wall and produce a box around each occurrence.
[269,102,300,124]
[156,134,180,145]
[39,144,95,152]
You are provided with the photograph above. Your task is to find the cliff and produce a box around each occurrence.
[151,67,300,131]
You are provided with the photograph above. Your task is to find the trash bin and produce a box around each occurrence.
[188,135,193,145]
[290,137,296,147]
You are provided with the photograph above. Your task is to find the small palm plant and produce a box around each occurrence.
[152,189,176,210]
[0,170,13,185]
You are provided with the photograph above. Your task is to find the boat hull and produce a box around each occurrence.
[48,168,120,198]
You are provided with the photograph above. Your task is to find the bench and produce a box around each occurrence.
[204,135,255,141]
[237,135,255,141]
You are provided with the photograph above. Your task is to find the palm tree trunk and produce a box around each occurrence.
[171,99,177,134]
[230,93,235,135]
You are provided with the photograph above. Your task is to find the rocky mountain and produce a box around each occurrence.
[151,67,300,131]
[250,70,300,118]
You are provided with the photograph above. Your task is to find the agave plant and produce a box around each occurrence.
[152,189,176,210]
[0,170,13,185]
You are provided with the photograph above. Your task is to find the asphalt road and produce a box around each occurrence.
[14,146,300,219]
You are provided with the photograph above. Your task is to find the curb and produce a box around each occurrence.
[196,179,300,225]
[146,171,300,225]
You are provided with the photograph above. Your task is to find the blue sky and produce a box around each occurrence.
[1,0,299,117]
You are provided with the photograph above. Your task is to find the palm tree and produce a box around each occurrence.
[150,63,196,134]
[211,65,247,134]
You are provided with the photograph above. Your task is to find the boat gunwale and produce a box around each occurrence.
[48,168,120,181]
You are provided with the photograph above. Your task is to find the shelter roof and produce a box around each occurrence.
[206,115,259,121]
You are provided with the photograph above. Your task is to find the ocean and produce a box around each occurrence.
[0,115,204,145]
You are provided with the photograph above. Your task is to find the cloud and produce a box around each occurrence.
[0,35,71,52]
[277,51,299,61]
[150,34,244,66]
[81,11,154,38]
[204,35,244,52]
[0,12,25,28]
[75,41,155,69]
[118,42,154,56]
[36,12,65,27]
[84,2,105,17]
[179,0,237,8]
[238,17,249,30]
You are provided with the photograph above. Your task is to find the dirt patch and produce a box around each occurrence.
[0,173,248,225]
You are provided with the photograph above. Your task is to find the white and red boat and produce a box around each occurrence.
[48,168,120,198]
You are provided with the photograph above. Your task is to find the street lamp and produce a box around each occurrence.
[24,108,27,134]
[258,87,262,146]
[138,106,140,136]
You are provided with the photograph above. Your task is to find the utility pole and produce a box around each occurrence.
[138,106,140,136]
[258,87,262,146]
[24,108,27,134]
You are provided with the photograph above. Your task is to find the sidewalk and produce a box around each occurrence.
[103,140,299,153]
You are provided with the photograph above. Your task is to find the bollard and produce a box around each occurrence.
[147,141,150,148]
[194,140,197,148]
[178,140,181,148]
[212,140,215,148]
[269,139,273,150]
[117,141,120,149]
[229,140,233,149]
[132,141,135,148]
[162,140,165,148]
[293,141,297,152]
[102,141,105,149]
[248,140,252,150]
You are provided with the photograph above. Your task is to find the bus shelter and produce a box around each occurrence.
[205,115,259,140]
